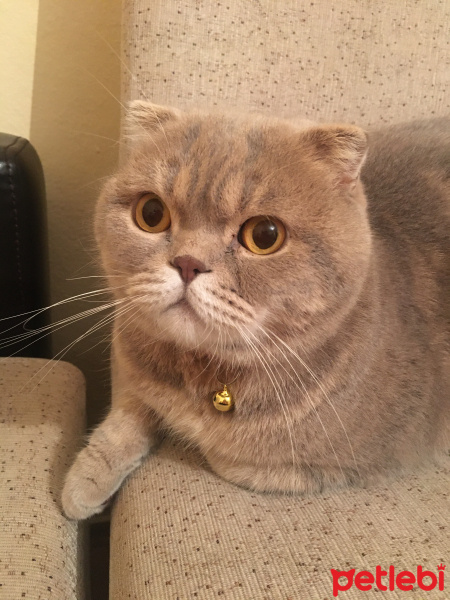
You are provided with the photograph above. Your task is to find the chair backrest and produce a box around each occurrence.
[0,134,51,358]
[122,0,449,126]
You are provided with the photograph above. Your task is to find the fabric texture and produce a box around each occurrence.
[114,1,450,598]
[111,440,449,599]
[122,0,450,126]
[0,358,86,600]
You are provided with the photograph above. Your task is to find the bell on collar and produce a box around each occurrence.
[213,384,234,412]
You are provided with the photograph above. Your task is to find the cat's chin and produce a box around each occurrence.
[156,301,219,350]
[154,300,249,356]
[165,297,201,321]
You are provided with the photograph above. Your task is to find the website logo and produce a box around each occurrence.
[330,564,445,597]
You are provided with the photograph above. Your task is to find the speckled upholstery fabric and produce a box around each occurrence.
[111,441,449,599]
[0,358,86,600]
[122,0,450,125]
[113,1,450,598]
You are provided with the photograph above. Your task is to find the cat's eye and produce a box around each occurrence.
[238,216,286,255]
[134,193,171,233]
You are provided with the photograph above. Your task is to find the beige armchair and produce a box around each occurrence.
[2,2,449,599]
[111,1,450,598]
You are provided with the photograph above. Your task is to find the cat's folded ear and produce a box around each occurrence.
[125,100,182,138]
[302,125,367,184]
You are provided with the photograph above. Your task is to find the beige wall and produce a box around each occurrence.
[10,0,121,425]
[0,1,40,138]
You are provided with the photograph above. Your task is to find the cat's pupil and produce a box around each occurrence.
[142,198,164,227]
[253,219,278,249]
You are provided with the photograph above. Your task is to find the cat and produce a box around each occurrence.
[61,101,450,520]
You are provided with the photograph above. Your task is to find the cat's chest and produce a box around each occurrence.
[156,380,240,441]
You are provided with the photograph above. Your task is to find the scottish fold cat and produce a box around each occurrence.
[62,103,449,519]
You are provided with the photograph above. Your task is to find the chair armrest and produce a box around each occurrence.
[110,439,449,598]
[0,357,87,600]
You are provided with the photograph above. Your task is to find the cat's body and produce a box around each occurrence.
[62,105,449,520]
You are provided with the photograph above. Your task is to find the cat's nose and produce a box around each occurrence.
[172,255,209,284]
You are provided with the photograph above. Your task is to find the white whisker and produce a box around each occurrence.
[236,324,297,474]
[20,294,148,393]
[258,324,360,478]
[245,324,345,480]
[0,284,129,328]
[0,300,124,352]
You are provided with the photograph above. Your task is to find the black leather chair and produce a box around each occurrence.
[0,134,51,358]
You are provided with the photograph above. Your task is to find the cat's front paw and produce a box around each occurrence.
[61,453,118,520]
[61,407,153,519]
[62,472,111,520]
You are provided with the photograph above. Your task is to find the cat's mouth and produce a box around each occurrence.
[166,297,200,320]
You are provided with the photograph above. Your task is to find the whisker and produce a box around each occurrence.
[92,28,151,106]
[0,300,125,355]
[0,287,130,342]
[245,324,345,480]
[191,323,222,381]
[87,26,171,153]
[77,299,144,356]
[75,174,117,192]
[104,309,141,353]
[189,321,214,353]
[71,130,122,145]
[21,294,148,393]
[104,298,175,353]
[0,284,128,325]
[236,324,297,473]
[81,66,127,112]
[258,324,360,478]
[0,300,120,345]
[66,275,124,280]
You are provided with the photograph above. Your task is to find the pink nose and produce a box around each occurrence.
[172,255,209,284]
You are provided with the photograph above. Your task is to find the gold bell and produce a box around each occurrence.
[213,384,234,412]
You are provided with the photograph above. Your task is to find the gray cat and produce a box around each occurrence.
[62,102,449,519]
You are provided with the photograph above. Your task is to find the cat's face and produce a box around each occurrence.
[96,103,372,359]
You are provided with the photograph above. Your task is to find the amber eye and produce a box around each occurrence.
[238,216,286,255]
[134,193,171,233]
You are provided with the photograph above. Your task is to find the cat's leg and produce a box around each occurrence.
[207,454,358,494]
[61,405,159,520]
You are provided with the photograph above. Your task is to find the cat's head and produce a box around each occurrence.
[96,102,371,359]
